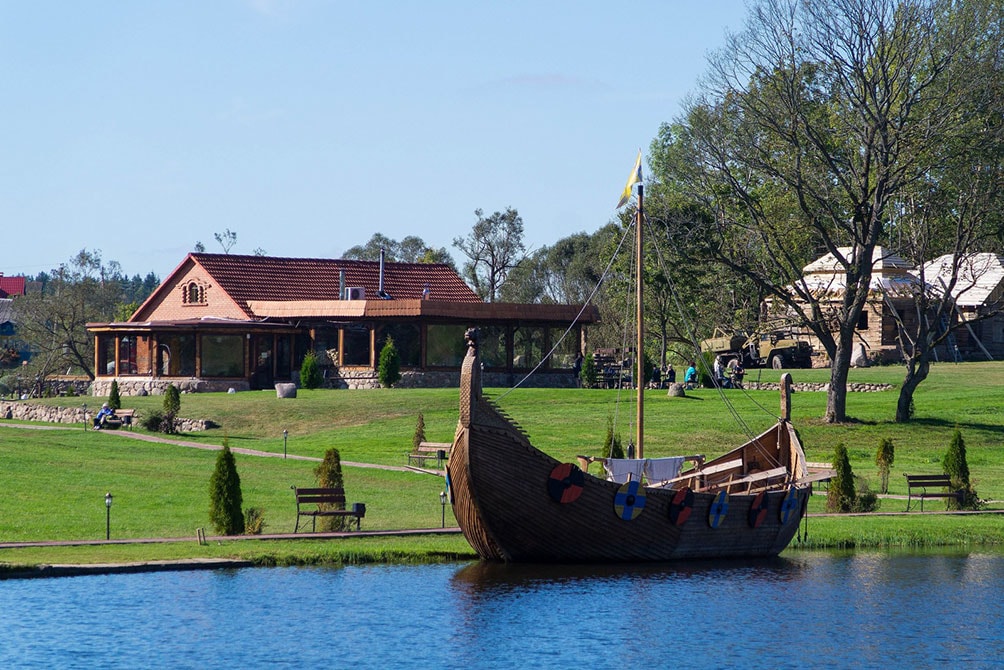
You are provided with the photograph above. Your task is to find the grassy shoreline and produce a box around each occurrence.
[3,361,1003,572]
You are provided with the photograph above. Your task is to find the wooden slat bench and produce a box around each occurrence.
[407,441,451,468]
[904,473,961,511]
[291,486,365,532]
[101,408,137,430]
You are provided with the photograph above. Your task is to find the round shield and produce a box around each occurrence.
[708,490,729,528]
[668,487,694,527]
[614,480,646,520]
[779,486,800,525]
[547,463,584,504]
[748,491,768,528]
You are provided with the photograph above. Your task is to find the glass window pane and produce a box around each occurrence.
[201,335,244,377]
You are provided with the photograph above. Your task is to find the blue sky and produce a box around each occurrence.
[1,1,749,280]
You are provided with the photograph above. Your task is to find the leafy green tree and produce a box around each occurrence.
[343,233,455,268]
[162,383,180,434]
[378,336,401,387]
[315,448,346,531]
[209,443,245,535]
[650,0,996,423]
[453,207,527,302]
[876,438,895,495]
[300,350,323,389]
[827,443,856,513]
[943,427,978,510]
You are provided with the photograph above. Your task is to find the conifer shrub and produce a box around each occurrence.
[414,413,426,451]
[315,448,347,531]
[108,380,121,410]
[943,427,980,510]
[300,350,323,389]
[876,437,895,494]
[141,411,164,432]
[378,336,401,388]
[581,352,598,389]
[209,442,245,535]
[603,416,624,459]
[826,443,856,513]
[162,383,181,434]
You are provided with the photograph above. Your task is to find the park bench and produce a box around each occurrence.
[904,473,961,511]
[99,408,137,430]
[291,486,366,532]
[407,441,451,468]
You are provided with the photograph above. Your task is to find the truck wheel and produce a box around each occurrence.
[770,355,783,370]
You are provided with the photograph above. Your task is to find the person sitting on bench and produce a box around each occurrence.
[93,403,114,429]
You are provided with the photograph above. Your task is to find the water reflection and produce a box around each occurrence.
[1,550,1002,669]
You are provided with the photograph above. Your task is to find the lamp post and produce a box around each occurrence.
[105,492,113,540]
[283,429,288,459]
[82,403,88,431]
[439,490,447,528]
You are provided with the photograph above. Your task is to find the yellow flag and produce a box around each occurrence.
[616,150,643,208]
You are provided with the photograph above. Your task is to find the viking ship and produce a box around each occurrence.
[444,155,816,563]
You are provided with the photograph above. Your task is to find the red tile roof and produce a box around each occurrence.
[0,274,26,298]
[190,253,482,317]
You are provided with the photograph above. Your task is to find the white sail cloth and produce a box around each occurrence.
[602,457,685,484]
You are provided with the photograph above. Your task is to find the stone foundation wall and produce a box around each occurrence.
[91,378,250,396]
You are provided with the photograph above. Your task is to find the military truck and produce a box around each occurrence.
[700,328,813,369]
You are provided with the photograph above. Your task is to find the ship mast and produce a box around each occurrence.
[635,183,644,459]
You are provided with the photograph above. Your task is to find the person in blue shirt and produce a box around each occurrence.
[93,403,114,429]
[684,361,698,389]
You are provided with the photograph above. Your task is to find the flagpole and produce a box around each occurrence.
[635,183,644,460]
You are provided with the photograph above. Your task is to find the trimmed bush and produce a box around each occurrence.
[826,443,856,513]
[243,507,266,535]
[603,416,624,460]
[581,352,597,389]
[315,448,347,531]
[414,413,426,451]
[162,384,181,434]
[876,437,895,494]
[943,427,979,510]
[300,350,323,390]
[209,443,245,535]
[108,380,121,410]
[378,336,401,388]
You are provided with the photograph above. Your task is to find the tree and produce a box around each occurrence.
[378,336,401,387]
[300,350,323,389]
[651,0,995,423]
[209,443,245,535]
[108,380,121,411]
[580,352,598,389]
[603,416,624,459]
[453,207,527,302]
[162,383,181,434]
[315,448,346,531]
[876,437,895,495]
[413,413,426,451]
[13,249,124,382]
[827,443,856,513]
[343,233,455,268]
[943,427,978,510]
[214,229,238,254]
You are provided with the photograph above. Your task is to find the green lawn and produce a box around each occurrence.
[2,360,1003,568]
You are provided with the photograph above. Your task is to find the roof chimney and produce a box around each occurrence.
[378,248,391,299]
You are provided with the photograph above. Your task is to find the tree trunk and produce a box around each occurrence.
[825,343,851,423]
[896,354,931,423]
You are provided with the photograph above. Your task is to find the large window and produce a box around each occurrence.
[201,335,244,377]
[426,324,467,367]
[98,336,115,375]
[158,334,195,376]
[478,326,508,369]
[378,323,421,367]
[513,327,545,370]
[342,324,371,366]
[552,327,579,369]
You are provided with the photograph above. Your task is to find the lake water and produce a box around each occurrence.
[2,550,1002,669]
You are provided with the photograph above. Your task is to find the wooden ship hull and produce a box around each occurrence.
[446,341,812,563]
